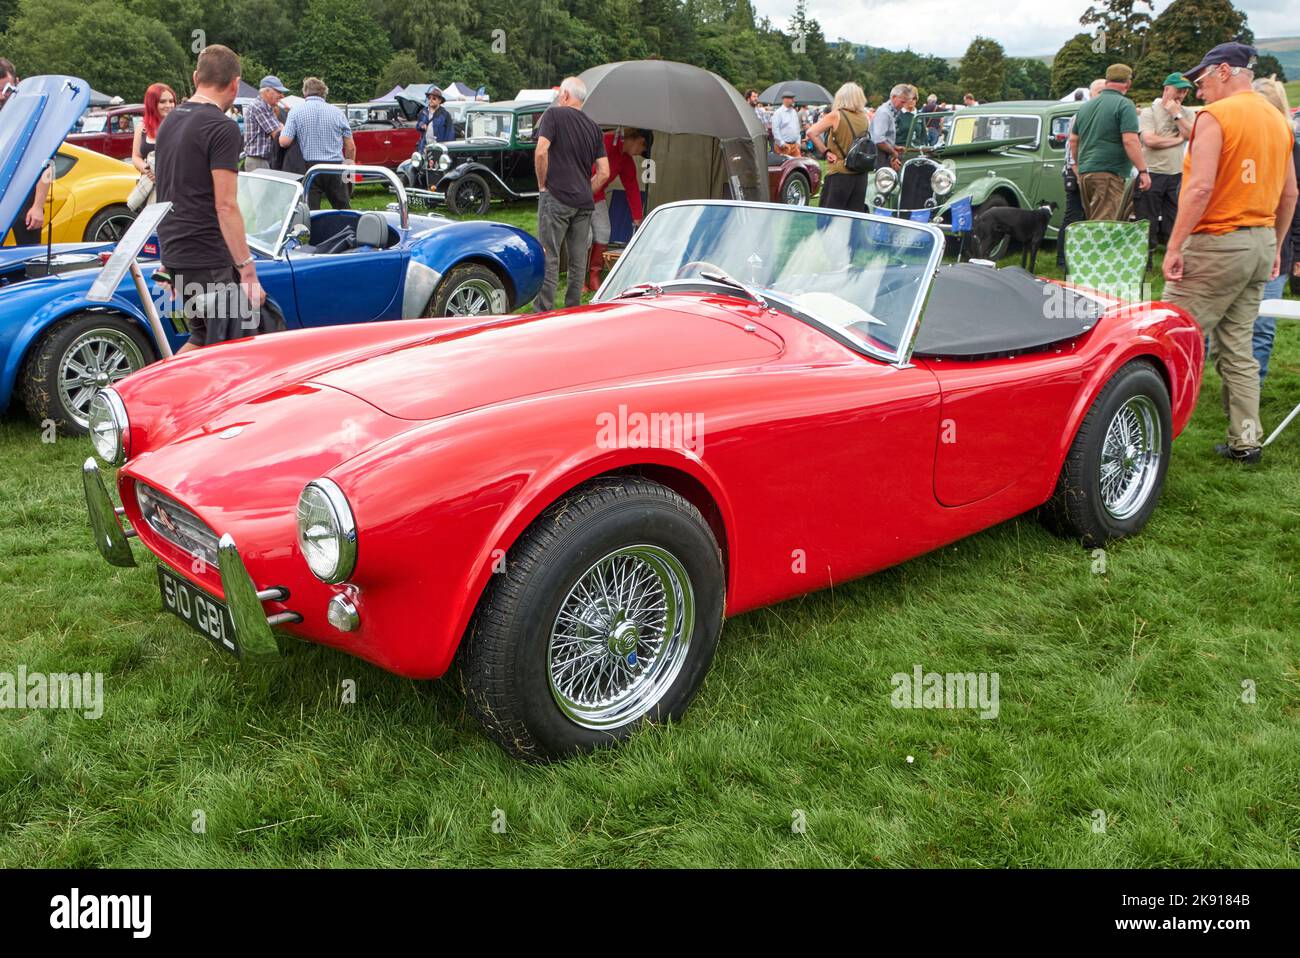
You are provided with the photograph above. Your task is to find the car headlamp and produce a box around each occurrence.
[874,167,897,195]
[88,388,128,466]
[411,151,423,168]
[296,479,357,583]
[931,166,956,196]
[437,151,452,171]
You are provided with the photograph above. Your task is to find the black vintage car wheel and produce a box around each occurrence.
[781,171,811,205]
[19,313,154,434]
[446,173,491,216]
[460,477,726,762]
[427,263,509,317]
[84,205,137,243]
[1044,361,1171,547]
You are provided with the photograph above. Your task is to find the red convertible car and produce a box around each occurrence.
[83,201,1203,761]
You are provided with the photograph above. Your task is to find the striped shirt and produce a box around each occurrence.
[243,97,281,159]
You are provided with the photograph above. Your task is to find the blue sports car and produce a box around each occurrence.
[0,76,545,433]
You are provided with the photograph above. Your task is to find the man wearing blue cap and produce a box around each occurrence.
[1163,42,1298,464]
[244,75,288,172]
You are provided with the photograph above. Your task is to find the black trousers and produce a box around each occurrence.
[8,182,42,245]
[308,172,351,210]
[1056,180,1086,269]
[1133,171,1181,249]
[819,171,867,212]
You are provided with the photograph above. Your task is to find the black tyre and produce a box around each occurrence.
[461,477,726,762]
[781,171,811,205]
[84,204,137,243]
[427,263,509,317]
[1045,361,1172,547]
[445,173,491,216]
[972,194,1010,260]
[19,313,154,434]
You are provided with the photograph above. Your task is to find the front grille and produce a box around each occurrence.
[900,160,937,212]
[135,483,220,568]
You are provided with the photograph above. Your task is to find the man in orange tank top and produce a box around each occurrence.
[1163,42,1298,464]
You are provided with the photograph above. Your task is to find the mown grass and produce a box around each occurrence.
[0,199,1297,868]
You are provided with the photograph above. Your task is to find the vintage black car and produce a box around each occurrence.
[397,99,549,215]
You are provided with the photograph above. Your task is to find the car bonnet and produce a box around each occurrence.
[0,75,90,234]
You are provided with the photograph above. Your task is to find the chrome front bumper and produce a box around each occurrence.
[82,458,291,659]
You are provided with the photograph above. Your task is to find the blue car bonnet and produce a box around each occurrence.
[0,75,91,234]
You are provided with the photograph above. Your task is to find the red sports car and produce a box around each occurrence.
[83,201,1203,761]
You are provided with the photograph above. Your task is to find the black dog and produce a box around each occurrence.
[971,202,1057,272]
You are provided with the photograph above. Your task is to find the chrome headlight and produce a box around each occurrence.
[437,151,452,171]
[874,167,897,195]
[410,151,422,168]
[88,388,128,466]
[296,479,357,583]
[931,166,956,196]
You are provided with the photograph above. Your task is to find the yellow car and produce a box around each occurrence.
[4,142,138,246]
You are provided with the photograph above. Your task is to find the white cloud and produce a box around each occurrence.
[755,0,1294,58]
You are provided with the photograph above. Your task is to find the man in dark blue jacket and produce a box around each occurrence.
[417,87,455,150]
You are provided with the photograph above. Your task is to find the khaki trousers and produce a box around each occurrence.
[1164,227,1276,450]
[1078,171,1125,221]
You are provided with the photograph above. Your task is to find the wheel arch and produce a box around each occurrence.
[1,297,157,412]
[439,254,518,311]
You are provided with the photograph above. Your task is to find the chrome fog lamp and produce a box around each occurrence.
[874,167,897,195]
[296,479,357,583]
[88,388,128,466]
[931,166,956,196]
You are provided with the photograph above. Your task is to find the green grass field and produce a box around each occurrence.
[1,195,1297,868]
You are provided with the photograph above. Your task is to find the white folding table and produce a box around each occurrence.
[1260,298,1300,446]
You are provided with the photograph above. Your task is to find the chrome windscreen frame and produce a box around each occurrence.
[592,198,945,369]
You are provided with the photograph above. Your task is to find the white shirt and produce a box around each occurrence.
[772,106,801,145]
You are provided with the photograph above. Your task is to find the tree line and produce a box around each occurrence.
[0,0,1279,109]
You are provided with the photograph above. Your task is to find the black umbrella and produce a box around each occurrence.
[758,81,833,106]
[578,60,762,140]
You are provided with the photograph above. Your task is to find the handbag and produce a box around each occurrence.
[127,153,155,212]
[841,113,876,174]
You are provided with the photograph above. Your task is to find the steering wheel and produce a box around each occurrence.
[675,260,729,280]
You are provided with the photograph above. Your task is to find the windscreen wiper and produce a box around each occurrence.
[698,269,770,310]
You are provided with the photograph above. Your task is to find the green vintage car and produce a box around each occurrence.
[868,100,1134,255]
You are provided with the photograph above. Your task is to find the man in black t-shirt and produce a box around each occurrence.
[533,78,608,311]
[154,44,265,351]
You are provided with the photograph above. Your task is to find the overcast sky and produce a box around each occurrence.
[751,0,1294,58]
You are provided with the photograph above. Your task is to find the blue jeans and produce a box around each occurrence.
[1254,273,1285,381]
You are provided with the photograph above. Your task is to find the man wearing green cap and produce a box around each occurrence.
[1136,72,1196,249]
[1070,63,1151,220]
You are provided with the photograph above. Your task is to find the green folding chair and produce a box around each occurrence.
[1062,219,1150,294]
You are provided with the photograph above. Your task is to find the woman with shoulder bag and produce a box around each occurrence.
[128,83,176,211]
[808,82,871,212]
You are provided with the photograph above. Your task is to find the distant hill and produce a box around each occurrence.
[1257,36,1300,78]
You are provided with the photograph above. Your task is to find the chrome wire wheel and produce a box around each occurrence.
[58,329,145,429]
[548,544,695,730]
[1099,394,1162,521]
[783,175,809,205]
[445,278,503,316]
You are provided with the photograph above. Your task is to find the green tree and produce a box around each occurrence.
[5,0,189,98]
[279,0,394,102]
[375,49,426,97]
[1003,57,1052,99]
[1134,0,1249,100]
[959,36,1006,103]
[1080,0,1154,64]
[1050,32,1108,98]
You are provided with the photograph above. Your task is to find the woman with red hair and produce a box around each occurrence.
[129,83,176,208]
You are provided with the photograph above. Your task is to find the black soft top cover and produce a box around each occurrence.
[912,263,1104,359]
